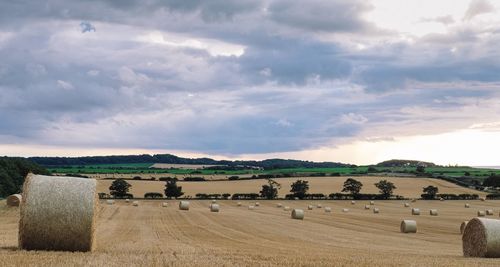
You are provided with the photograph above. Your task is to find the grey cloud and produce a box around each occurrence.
[80,21,96,33]
[464,0,495,20]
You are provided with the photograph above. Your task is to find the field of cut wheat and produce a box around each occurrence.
[2,199,500,266]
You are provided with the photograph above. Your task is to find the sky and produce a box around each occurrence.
[1,0,500,166]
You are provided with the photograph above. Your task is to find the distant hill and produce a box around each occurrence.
[0,157,50,197]
[376,159,437,167]
[28,154,355,170]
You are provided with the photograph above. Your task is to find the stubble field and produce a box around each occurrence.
[1,199,500,266]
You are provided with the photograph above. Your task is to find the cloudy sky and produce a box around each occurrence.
[1,0,500,165]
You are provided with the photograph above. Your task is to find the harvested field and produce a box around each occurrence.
[2,199,500,266]
[150,163,226,169]
[97,176,485,198]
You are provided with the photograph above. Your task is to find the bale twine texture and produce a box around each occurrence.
[179,201,190,210]
[400,220,417,233]
[463,217,500,257]
[19,174,97,252]
[6,194,22,207]
[291,209,304,220]
[412,208,420,215]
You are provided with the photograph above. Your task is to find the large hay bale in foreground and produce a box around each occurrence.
[291,209,304,220]
[463,217,500,257]
[461,221,469,235]
[19,174,97,252]
[429,209,438,216]
[179,201,190,210]
[486,210,494,216]
[412,208,420,215]
[478,211,486,217]
[210,203,220,212]
[400,220,417,233]
[6,194,22,207]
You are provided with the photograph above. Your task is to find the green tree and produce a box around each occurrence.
[290,180,309,199]
[416,165,426,173]
[374,180,396,199]
[422,185,439,199]
[260,178,281,199]
[342,178,363,195]
[109,178,131,197]
[164,180,184,199]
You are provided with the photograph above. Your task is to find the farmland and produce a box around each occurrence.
[2,199,500,266]
[96,176,486,199]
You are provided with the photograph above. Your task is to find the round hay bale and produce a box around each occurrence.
[125,199,130,203]
[162,202,168,207]
[211,199,217,203]
[404,203,410,207]
[276,203,283,208]
[308,205,313,210]
[411,208,420,215]
[429,209,438,216]
[237,202,242,206]
[461,221,469,235]
[284,206,291,211]
[291,209,304,220]
[478,211,486,217]
[19,174,97,252]
[462,217,500,257]
[480,197,486,202]
[411,199,417,203]
[324,207,332,213]
[369,201,375,205]
[255,202,260,207]
[400,220,417,233]
[132,201,139,206]
[6,194,22,207]
[342,208,349,213]
[351,200,356,205]
[294,197,299,200]
[486,209,494,216]
[106,200,115,205]
[465,203,470,208]
[373,208,380,214]
[317,204,322,208]
[248,205,255,210]
[439,198,445,201]
[210,203,220,212]
[364,205,370,210]
[179,201,190,210]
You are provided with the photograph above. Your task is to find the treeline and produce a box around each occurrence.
[376,159,437,167]
[0,157,50,197]
[29,154,353,169]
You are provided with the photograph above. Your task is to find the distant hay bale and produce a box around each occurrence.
[373,208,380,214]
[248,205,255,210]
[308,205,313,210]
[404,203,410,207]
[351,201,356,205]
[317,204,322,208]
[486,210,494,216]
[463,217,500,257]
[429,209,438,216]
[210,203,220,212]
[19,174,97,252]
[294,197,299,200]
[412,208,420,215]
[276,203,283,208]
[439,198,445,201]
[478,211,486,217]
[162,202,168,207]
[284,206,291,211]
[291,209,304,220]
[6,194,22,207]
[211,200,217,203]
[364,205,370,210]
[370,201,375,205]
[461,221,469,235]
[125,199,130,203]
[342,208,349,213]
[106,200,115,205]
[324,207,332,212]
[465,203,470,208]
[132,201,139,206]
[411,199,417,203]
[480,197,486,202]
[179,201,190,210]
[237,202,242,206]
[255,202,260,207]
[400,220,417,233]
